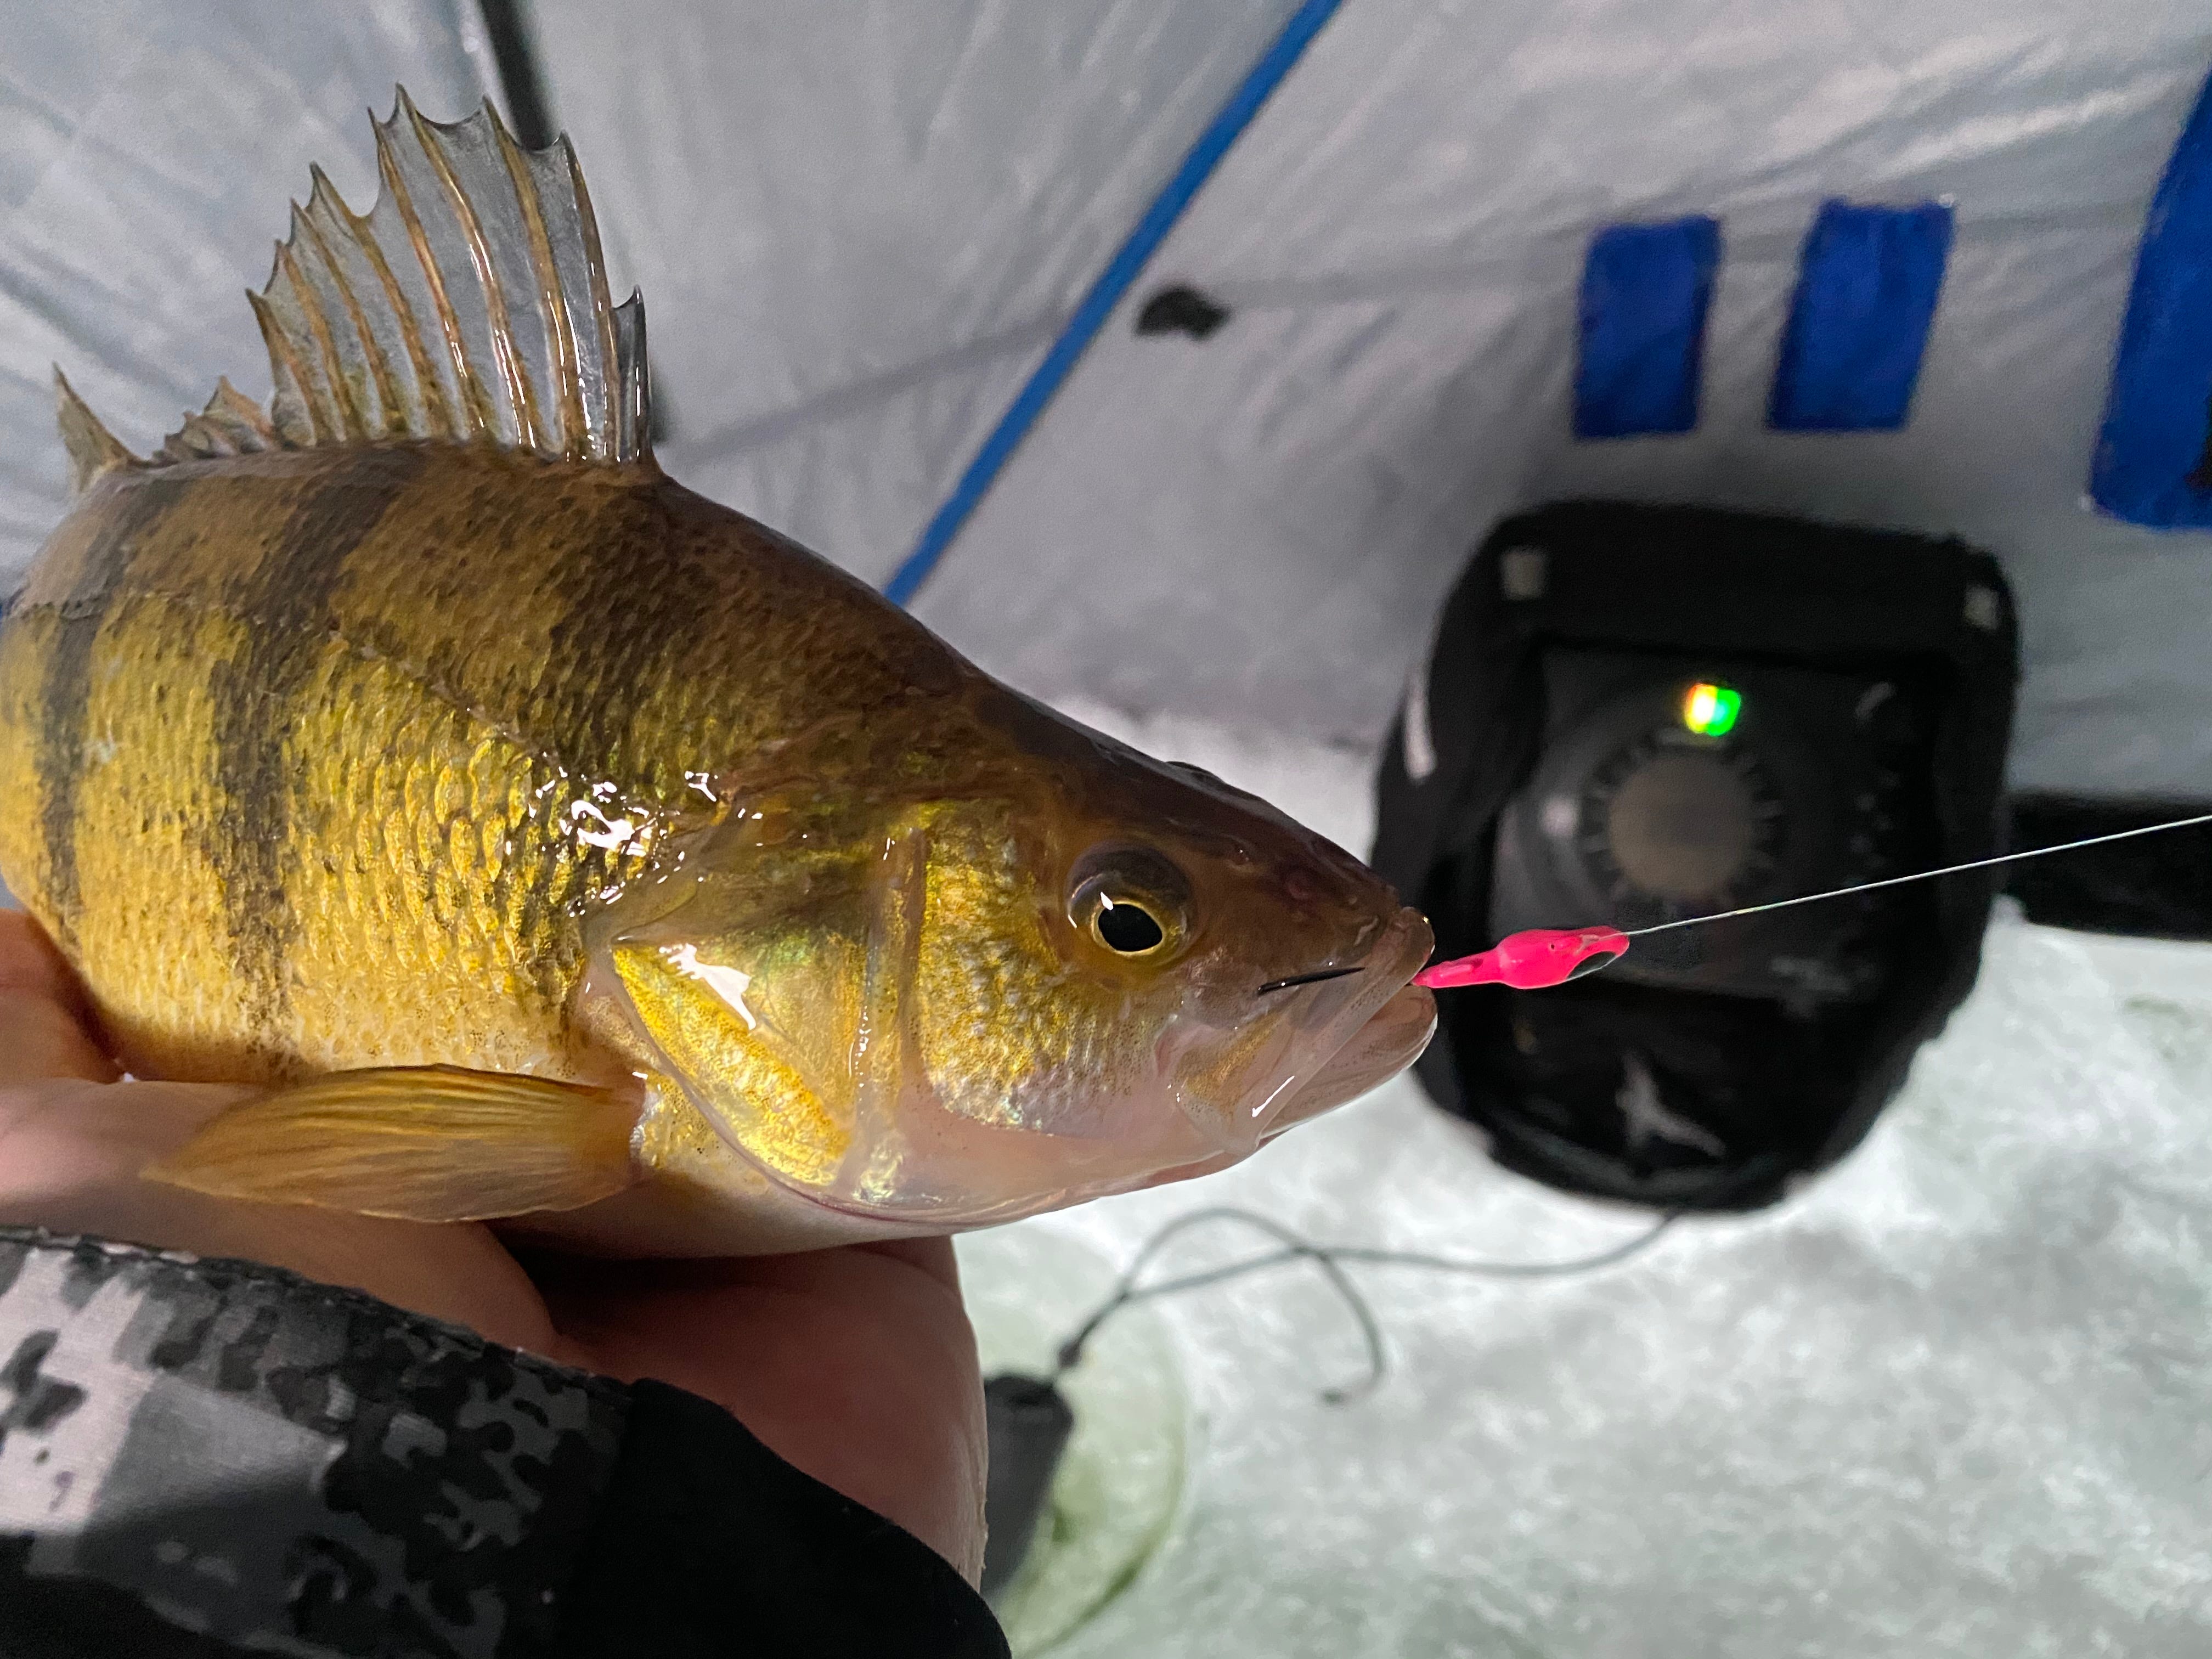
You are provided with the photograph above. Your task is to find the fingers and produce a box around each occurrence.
[0,911,117,1083]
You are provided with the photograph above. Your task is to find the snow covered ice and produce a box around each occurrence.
[961,707,2212,1657]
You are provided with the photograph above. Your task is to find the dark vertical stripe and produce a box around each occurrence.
[507,479,723,1002]
[35,477,190,951]
[538,483,722,783]
[206,450,426,1052]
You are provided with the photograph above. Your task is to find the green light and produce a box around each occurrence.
[1682,681,1741,737]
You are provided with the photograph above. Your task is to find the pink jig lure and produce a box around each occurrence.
[1413,927,1629,990]
[1407,808,2212,994]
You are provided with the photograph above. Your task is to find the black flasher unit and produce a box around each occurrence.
[1375,502,2019,1211]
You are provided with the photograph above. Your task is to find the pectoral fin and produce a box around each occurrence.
[144,1065,642,1222]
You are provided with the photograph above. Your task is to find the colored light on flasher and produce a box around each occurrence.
[1682,681,1741,737]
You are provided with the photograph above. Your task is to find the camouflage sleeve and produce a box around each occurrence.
[0,1227,1007,1659]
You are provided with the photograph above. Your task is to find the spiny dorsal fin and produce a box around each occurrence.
[235,89,650,464]
[53,368,141,493]
[157,377,278,463]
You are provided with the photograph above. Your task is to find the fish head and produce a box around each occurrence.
[591,697,1434,1228]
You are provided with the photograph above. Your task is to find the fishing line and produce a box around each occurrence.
[1621,810,2212,938]
[1049,1205,1679,1404]
[1419,809,2212,988]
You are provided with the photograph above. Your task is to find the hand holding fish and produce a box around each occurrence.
[0,910,989,1582]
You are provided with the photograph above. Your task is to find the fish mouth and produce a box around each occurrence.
[1234,905,1437,1143]
[1262,981,1436,1137]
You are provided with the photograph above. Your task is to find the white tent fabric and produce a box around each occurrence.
[6,2,2210,797]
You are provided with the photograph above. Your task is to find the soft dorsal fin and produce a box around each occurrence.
[243,89,651,462]
[53,368,141,493]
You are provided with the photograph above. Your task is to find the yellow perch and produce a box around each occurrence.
[0,94,1434,1255]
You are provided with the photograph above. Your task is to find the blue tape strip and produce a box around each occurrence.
[1575,217,1722,438]
[2092,67,2212,527]
[1769,200,1954,433]
[882,0,1346,608]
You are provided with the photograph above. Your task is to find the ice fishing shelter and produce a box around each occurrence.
[5,0,2211,815]
[9,8,2212,1656]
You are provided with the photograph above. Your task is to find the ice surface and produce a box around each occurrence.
[963,1228,1189,1656]
[958,707,2212,1657]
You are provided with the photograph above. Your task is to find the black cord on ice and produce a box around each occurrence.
[1049,1205,1679,1406]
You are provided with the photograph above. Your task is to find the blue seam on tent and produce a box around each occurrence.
[2091,63,2212,528]
[1575,217,1722,438]
[882,0,1347,608]
[1769,200,1954,433]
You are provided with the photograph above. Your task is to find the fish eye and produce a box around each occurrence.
[1067,845,1192,962]
[1094,896,1165,954]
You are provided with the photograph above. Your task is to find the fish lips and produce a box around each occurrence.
[1265,982,1437,1136]
[1192,905,1437,1156]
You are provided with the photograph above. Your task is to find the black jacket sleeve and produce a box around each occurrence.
[0,1227,1007,1659]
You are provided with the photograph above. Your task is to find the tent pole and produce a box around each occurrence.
[883,0,1349,608]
